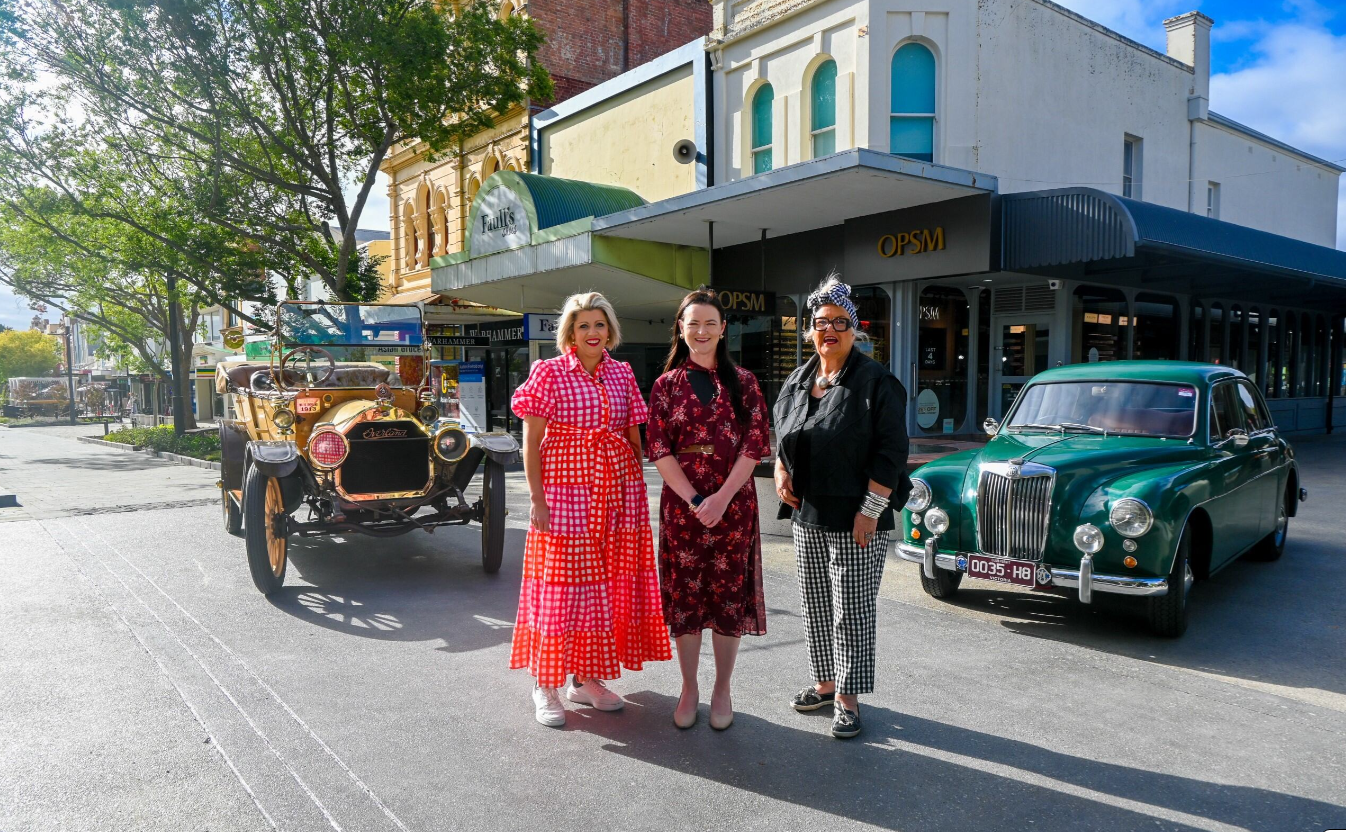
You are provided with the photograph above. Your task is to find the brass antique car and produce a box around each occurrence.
[217,302,519,595]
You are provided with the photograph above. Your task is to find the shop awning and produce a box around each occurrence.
[1002,188,1346,304]
[430,171,707,315]
[591,148,997,249]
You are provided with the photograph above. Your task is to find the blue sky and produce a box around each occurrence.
[2,0,1344,329]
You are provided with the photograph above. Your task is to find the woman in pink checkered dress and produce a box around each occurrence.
[510,291,671,727]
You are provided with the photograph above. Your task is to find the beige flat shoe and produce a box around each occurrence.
[674,689,698,729]
[709,693,733,731]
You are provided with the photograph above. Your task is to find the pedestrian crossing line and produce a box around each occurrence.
[868,737,1250,832]
[67,515,415,832]
[33,520,282,832]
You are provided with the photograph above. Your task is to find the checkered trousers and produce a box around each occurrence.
[791,524,891,696]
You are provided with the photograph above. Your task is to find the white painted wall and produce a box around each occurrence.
[708,0,1341,243]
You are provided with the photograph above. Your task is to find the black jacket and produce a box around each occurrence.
[773,348,912,521]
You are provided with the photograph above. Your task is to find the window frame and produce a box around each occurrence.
[809,59,838,159]
[750,83,775,175]
[889,42,937,163]
[1209,380,1245,444]
[1123,135,1143,200]
[1206,181,1221,219]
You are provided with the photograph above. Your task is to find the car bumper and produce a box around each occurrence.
[894,540,1170,601]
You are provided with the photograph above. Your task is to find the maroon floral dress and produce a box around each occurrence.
[646,362,771,638]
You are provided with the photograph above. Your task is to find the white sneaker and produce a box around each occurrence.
[565,676,624,711]
[533,686,566,727]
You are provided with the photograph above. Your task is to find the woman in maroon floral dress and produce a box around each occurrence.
[647,288,770,731]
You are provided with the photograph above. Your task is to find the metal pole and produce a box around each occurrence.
[64,315,76,425]
[166,272,186,436]
[760,228,767,291]
[707,221,715,286]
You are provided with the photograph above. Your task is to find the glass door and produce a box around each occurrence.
[993,315,1052,418]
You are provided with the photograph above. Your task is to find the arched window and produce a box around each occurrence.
[402,201,417,269]
[810,60,837,159]
[1072,285,1129,363]
[890,43,936,162]
[499,1,514,19]
[482,156,499,182]
[432,189,448,257]
[420,185,435,258]
[1134,293,1179,360]
[1208,302,1224,365]
[751,84,774,174]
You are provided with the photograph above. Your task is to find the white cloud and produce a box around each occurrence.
[1208,22,1346,249]
[1049,0,1192,50]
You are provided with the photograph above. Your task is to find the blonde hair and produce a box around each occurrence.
[555,291,622,354]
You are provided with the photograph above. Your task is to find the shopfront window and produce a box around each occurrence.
[1190,302,1205,362]
[976,289,991,428]
[1071,286,1129,364]
[915,286,969,434]
[1229,305,1245,371]
[1246,307,1263,387]
[1133,293,1179,360]
[769,295,799,410]
[1208,303,1225,365]
[1266,309,1282,397]
[1336,317,1346,397]
[1314,315,1329,396]
[855,286,891,367]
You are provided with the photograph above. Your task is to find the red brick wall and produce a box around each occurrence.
[531,0,711,105]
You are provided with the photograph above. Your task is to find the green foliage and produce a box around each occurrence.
[104,425,221,461]
[0,327,61,382]
[2,0,552,301]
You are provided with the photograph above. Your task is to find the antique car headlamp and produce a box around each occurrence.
[308,429,349,469]
[273,407,296,430]
[417,403,440,424]
[924,506,950,535]
[433,426,470,463]
[1073,523,1104,554]
[1109,498,1153,538]
[905,479,932,512]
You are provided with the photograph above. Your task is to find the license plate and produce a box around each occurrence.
[965,553,1037,587]
[296,397,321,414]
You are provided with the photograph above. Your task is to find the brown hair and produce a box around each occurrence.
[662,287,749,427]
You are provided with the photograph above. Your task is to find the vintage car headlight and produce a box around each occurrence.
[308,429,348,469]
[905,479,932,512]
[433,426,469,463]
[1073,523,1104,554]
[272,407,296,430]
[1109,498,1153,538]
[925,506,950,535]
[417,404,440,424]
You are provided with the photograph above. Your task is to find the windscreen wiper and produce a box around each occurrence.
[1058,422,1107,435]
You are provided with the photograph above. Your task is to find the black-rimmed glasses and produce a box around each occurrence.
[811,317,853,332]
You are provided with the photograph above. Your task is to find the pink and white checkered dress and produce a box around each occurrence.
[509,349,671,687]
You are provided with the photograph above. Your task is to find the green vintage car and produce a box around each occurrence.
[896,362,1307,637]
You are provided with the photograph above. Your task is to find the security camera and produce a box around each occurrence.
[1048,280,1061,290]
[672,139,697,165]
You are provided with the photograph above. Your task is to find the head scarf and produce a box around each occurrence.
[807,280,859,328]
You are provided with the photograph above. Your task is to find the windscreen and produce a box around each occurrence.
[277,303,423,349]
[1007,381,1198,437]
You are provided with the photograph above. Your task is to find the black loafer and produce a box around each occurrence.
[831,706,861,739]
[791,685,836,712]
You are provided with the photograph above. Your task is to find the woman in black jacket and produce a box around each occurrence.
[772,274,911,739]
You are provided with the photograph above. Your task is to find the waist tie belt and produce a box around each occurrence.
[547,423,640,542]
[678,444,715,455]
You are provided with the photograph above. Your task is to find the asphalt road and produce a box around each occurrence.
[2,423,1344,832]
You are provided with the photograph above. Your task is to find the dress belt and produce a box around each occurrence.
[547,423,638,541]
[678,444,715,455]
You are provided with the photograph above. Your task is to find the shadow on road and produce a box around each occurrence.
[27,455,174,472]
[570,691,1344,831]
[265,523,525,655]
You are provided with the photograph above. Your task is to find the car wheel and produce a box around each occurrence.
[1147,524,1192,638]
[243,465,288,595]
[919,565,963,599]
[1248,486,1290,562]
[480,460,506,575]
[221,485,242,537]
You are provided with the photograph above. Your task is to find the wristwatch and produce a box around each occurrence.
[689,494,705,508]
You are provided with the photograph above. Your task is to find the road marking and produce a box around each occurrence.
[869,737,1252,832]
[34,521,280,831]
[53,520,346,832]
[70,516,414,832]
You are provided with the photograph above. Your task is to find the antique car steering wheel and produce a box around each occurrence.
[278,346,337,390]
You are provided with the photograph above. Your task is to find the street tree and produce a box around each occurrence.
[1,0,552,301]
[0,327,62,384]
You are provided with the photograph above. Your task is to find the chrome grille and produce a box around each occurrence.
[976,463,1055,561]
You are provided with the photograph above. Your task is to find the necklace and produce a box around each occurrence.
[814,370,840,390]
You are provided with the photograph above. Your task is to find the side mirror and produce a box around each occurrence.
[1225,428,1249,449]
[982,417,1000,436]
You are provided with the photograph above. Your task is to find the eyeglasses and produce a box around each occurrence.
[811,317,853,332]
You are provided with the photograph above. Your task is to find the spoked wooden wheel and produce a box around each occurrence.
[243,465,289,595]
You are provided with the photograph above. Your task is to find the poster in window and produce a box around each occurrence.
[919,328,946,369]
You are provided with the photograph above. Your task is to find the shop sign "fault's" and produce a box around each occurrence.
[877,227,945,258]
